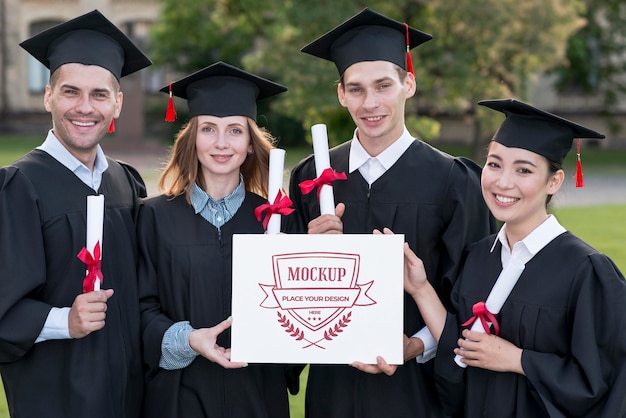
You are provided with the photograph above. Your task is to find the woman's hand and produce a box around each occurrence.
[455,329,524,375]
[188,317,248,369]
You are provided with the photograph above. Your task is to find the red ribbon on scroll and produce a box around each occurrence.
[254,190,295,230]
[461,301,500,336]
[298,167,347,199]
[77,241,103,293]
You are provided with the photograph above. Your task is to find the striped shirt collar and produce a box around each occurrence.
[191,175,245,228]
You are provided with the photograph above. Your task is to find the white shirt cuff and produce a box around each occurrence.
[412,326,437,363]
[36,307,71,343]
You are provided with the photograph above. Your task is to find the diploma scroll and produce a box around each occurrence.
[267,149,286,234]
[311,124,335,215]
[86,195,104,291]
[454,259,525,368]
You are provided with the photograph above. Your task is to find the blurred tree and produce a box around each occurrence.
[150,0,585,155]
[243,0,369,145]
[149,0,271,70]
[399,0,584,158]
[149,0,305,144]
[553,0,626,135]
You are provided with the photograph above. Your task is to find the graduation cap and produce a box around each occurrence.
[160,61,287,122]
[301,7,432,76]
[479,98,605,187]
[19,9,152,81]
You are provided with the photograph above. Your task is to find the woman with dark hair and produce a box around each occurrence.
[399,99,626,417]
[138,62,291,418]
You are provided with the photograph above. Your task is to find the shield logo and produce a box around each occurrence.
[259,251,375,348]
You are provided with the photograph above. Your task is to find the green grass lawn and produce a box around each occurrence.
[0,136,624,417]
[554,204,626,272]
[0,136,42,166]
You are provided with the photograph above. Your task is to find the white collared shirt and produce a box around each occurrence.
[38,130,108,191]
[349,127,415,185]
[491,215,567,267]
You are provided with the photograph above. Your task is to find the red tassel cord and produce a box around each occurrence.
[575,138,584,188]
[165,82,176,122]
[405,23,414,76]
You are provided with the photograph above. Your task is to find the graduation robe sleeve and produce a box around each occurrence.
[137,197,177,372]
[0,167,52,360]
[521,253,626,417]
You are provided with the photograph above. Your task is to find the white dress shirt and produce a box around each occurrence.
[349,127,414,185]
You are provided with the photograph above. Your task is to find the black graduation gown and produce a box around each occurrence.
[288,140,496,418]
[138,192,290,418]
[0,149,145,418]
[435,232,626,418]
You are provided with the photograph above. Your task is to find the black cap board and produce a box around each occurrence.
[301,7,432,75]
[479,98,605,164]
[160,61,287,121]
[20,9,152,81]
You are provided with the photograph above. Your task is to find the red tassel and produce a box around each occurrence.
[165,82,176,122]
[405,23,414,76]
[108,118,115,134]
[575,138,584,188]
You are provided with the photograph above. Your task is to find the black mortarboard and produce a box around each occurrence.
[160,61,287,121]
[19,9,152,81]
[479,99,605,165]
[301,7,432,75]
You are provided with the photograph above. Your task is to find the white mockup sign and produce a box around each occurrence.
[231,234,404,365]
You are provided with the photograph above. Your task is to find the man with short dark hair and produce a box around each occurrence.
[289,8,496,417]
[0,10,151,418]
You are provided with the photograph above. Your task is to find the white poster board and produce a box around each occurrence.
[231,234,404,365]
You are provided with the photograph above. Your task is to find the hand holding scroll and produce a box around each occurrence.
[454,329,524,374]
[68,288,114,338]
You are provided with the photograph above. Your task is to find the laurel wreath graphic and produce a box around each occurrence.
[323,312,352,340]
[277,312,305,340]
[277,310,353,349]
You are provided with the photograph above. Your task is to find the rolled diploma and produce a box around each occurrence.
[267,148,286,234]
[86,195,105,291]
[454,259,525,367]
[311,124,335,215]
